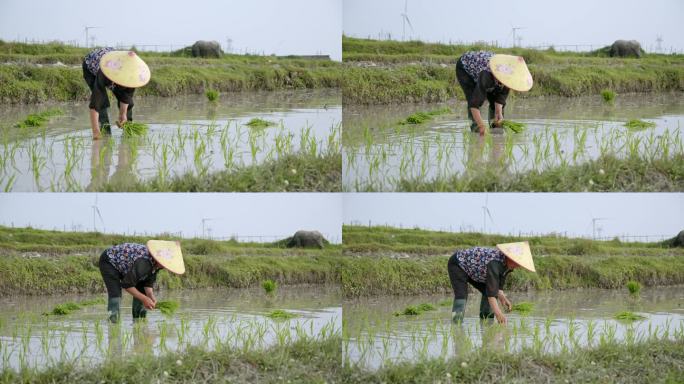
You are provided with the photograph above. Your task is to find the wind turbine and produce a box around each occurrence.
[591,217,608,240]
[91,194,105,233]
[510,26,525,47]
[656,35,663,53]
[482,195,494,234]
[201,217,220,238]
[84,26,102,48]
[400,0,414,41]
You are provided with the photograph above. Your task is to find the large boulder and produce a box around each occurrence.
[285,230,328,249]
[664,230,684,247]
[191,40,222,58]
[609,40,642,58]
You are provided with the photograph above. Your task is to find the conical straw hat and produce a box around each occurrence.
[489,54,533,92]
[147,240,185,275]
[100,51,151,88]
[496,241,535,272]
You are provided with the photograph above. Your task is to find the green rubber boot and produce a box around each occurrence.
[479,295,494,319]
[107,297,121,323]
[452,299,467,323]
[132,297,147,320]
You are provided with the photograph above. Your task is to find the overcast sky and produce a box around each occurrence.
[344,0,684,53]
[344,193,684,241]
[0,0,342,60]
[0,193,342,243]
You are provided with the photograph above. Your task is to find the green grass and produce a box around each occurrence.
[0,41,342,104]
[627,280,642,295]
[262,279,277,294]
[394,154,684,192]
[342,36,684,105]
[156,300,180,315]
[267,309,298,320]
[614,311,647,321]
[205,89,219,102]
[14,108,63,128]
[398,107,451,125]
[511,302,534,314]
[120,121,149,137]
[601,89,616,103]
[624,119,656,130]
[245,117,276,128]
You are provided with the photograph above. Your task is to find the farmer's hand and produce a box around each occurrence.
[142,296,156,310]
[478,123,487,136]
[498,292,512,312]
[493,118,503,128]
[495,311,507,325]
[116,116,127,128]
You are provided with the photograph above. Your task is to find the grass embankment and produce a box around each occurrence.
[0,336,342,384]
[342,37,684,105]
[341,225,684,297]
[344,338,684,383]
[0,41,342,104]
[395,154,684,192]
[97,152,341,192]
[0,226,340,296]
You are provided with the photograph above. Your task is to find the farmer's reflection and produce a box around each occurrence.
[88,137,138,190]
[463,133,507,173]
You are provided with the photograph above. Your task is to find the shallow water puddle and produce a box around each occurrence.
[342,93,684,191]
[343,286,684,370]
[0,286,341,371]
[0,89,341,191]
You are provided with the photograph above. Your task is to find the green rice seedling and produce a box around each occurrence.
[626,281,641,296]
[262,279,277,294]
[267,309,298,320]
[245,118,276,128]
[614,311,646,321]
[156,300,180,315]
[15,108,64,129]
[624,119,656,130]
[399,107,451,125]
[79,298,105,306]
[417,303,436,312]
[46,302,81,316]
[394,305,421,316]
[601,89,616,103]
[438,299,452,307]
[511,302,534,314]
[205,89,219,102]
[121,122,149,137]
[499,120,526,133]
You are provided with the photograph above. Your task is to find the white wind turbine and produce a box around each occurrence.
[91,194,105,233]
[401,0,414,41]
[482,195,494,234]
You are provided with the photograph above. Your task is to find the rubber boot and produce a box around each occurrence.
[132,297,147,320]
[479,295,495,319]
[99,107,111,135]
[467,108,479,132]
[451,299,467,323]
[107,297,121,323]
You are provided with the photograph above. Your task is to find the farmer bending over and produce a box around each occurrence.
[447,241,535,324]
[99,240,184,323]
[82,48,151,140]
[456,51,533,135]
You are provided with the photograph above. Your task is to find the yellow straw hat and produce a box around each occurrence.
[147,240,185,275]
[489,54,533,92]
[496,241,535,272]
[100,51,151,88]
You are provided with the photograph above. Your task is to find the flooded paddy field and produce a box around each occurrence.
[343,286,684,370]
[0,89,341,191]
[0,285,341,372]
[343,93,684,191]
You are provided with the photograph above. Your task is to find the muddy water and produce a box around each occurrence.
[343,286,684,370]
[343,93,684,191]
[0,286,341,371]
[0,89,341,191]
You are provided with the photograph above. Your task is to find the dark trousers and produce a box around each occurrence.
[99,252,147,321]
[447,252,493,319]
[82,62,134,134]
[456,59,504,132]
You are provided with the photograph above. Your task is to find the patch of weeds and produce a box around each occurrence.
[615,311,646,321]
[245,118,276,128]
[262,279,277,294]
[267,309,298,320]
[601,89,616,103]
[205,89,219,102]
[500,120,526,133]
[46,302,81,316]
[624,119,655,130]
[121,121,149,137]
[156,300,180,315]
[511,302,534,314]
[399,107,451,125]
[394,303,436,316]
[15,108,64,128]
[626,281,641,296]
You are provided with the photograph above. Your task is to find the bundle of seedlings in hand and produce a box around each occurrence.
[121,121,149,137]
[156,300,180,315]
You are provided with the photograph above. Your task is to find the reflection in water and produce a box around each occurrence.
[87,137,139,191]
